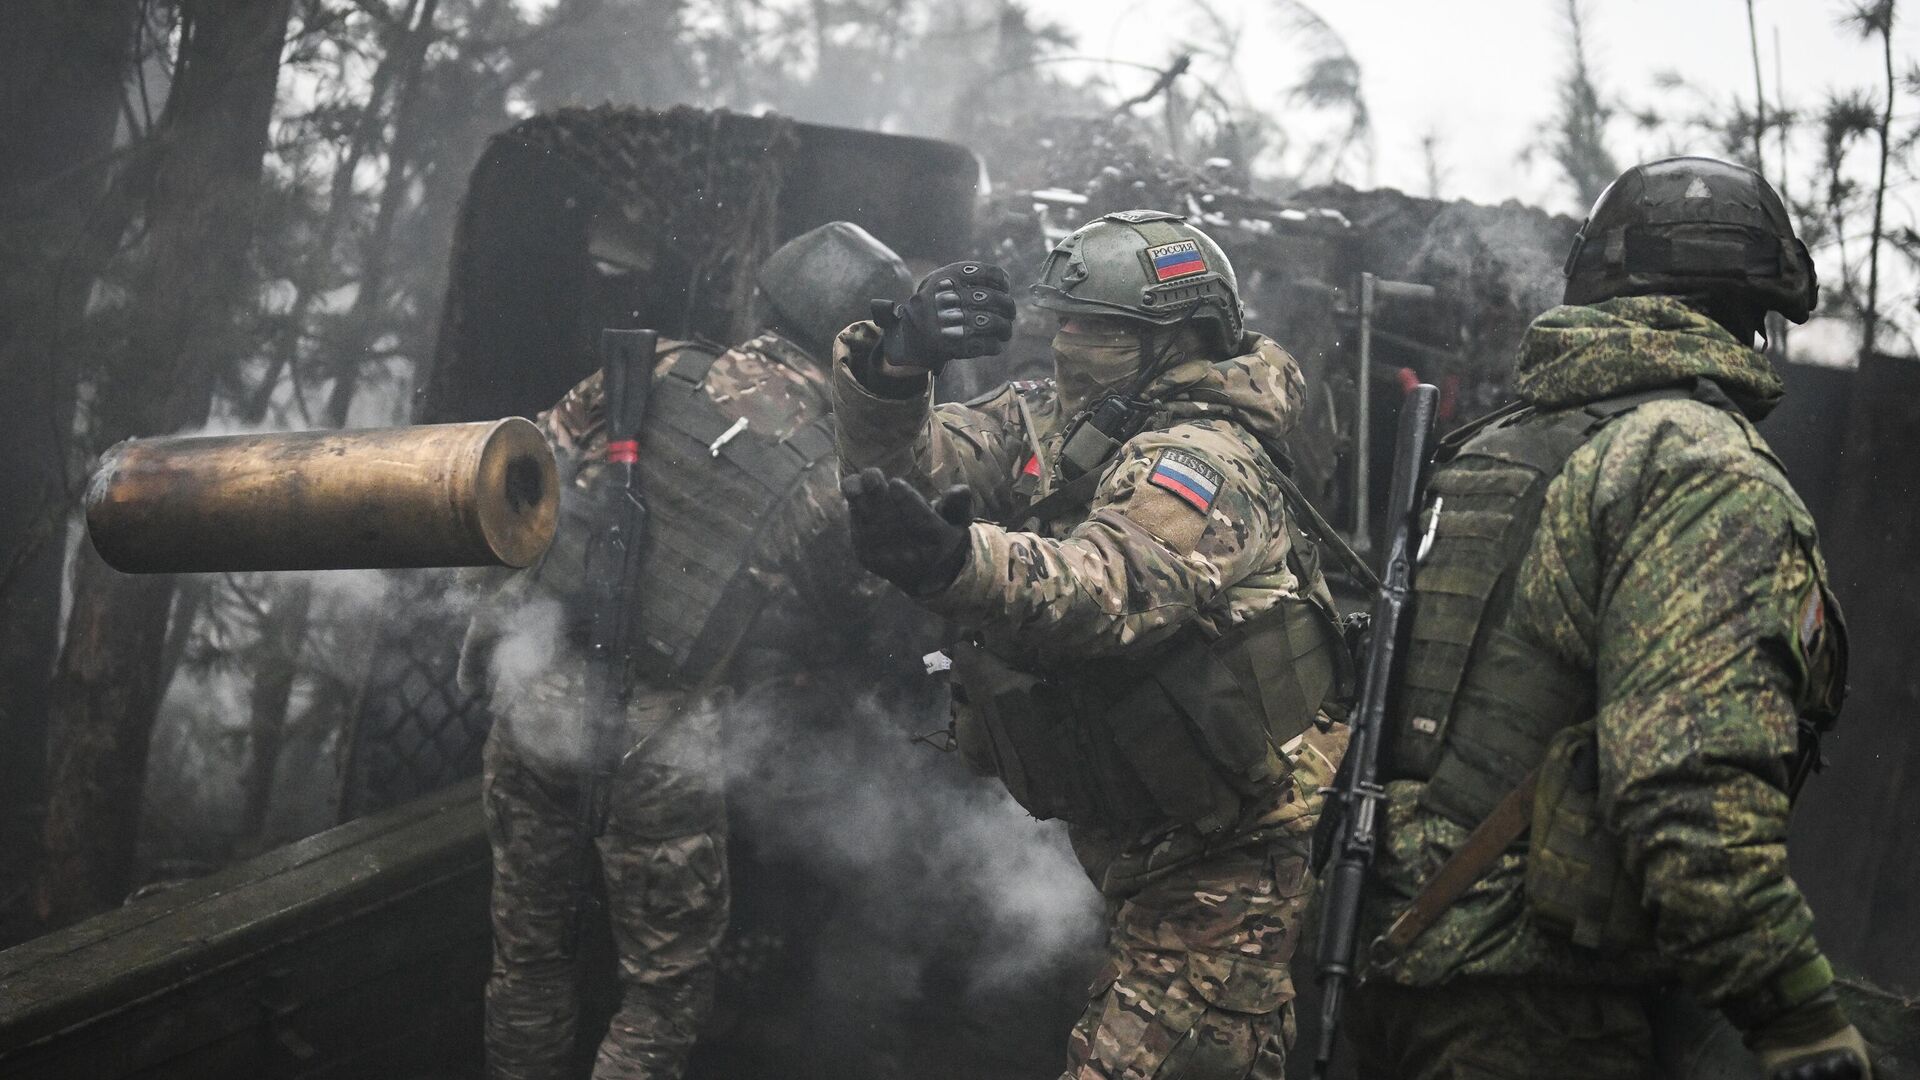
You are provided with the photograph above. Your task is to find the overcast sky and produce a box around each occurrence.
[1048,0,1920,216]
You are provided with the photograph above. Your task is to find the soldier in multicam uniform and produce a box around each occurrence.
[833,211,1351,1080]
[1346,157,1867,1080]
[460,222,912,1080]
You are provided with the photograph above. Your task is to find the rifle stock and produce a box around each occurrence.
[1311,383,1439,1078]
[567,328,658,955]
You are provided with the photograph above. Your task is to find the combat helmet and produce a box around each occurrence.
[757,221,913,358]
[1563,156,1817,322]
[1031,210,1245,351]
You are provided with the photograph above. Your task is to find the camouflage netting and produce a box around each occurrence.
[421,105,802,425]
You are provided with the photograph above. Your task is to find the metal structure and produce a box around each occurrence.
[87,419,557,574]
[336,109,983,819]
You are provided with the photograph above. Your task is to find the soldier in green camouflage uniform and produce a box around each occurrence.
[833,211,1351,1080]
[1349,158,1867,1080]
[463,222,911,1080]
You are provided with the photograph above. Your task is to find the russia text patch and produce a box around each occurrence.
[1147,239,1208,282]
[1149,450,1223,514]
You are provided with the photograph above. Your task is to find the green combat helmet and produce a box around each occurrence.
[1031,210,1244,352]
[1563,156,1818,322]
[757,221,913,359]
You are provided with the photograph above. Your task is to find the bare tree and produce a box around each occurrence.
[1845,0,1898,355]
[38,0,297,927]
[1548,0,1618,209]
[0,2,149,901]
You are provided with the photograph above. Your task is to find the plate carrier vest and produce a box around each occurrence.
[534,342,837,686]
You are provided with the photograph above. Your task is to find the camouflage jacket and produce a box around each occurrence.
[464,332,881,747]
[831,320,1344,890]
[1364,296,1841,1031]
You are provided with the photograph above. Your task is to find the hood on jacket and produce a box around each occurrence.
[1516,295,1785,419]
[1142,331,1306,448]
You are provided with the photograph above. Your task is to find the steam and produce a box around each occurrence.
[723,676,1104,1000]
[474,573,1105,1000]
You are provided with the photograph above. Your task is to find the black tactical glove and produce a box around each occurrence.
[870,261,1015,375]
[1752,997,1871,1080]
[840,467,974,596]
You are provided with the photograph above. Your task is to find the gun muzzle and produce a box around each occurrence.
[86,418,558,573]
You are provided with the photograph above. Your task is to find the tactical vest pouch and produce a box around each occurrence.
[947,641,1156,826]
[1524,721,1654,950]
[1420,625,1592,828]
[1098,598,1340,833]
[948,598,1340,834]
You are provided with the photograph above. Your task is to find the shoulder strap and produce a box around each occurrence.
[1270,468,1379,592]
[1374,768,1540,962]
[1020,467,1104,529]
[665,343,722,386]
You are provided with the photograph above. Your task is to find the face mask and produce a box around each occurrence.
[1051,325,1144,416]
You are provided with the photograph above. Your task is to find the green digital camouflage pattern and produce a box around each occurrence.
[833,319,1342,1078]
[471,332,877,1080]
[1360,296,1838,1032]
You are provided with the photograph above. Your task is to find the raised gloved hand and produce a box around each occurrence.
[1752,999,1871,1080]
[870,261,1015,375]
[840,467,973,596]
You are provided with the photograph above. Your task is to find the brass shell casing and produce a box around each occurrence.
[86,418,558,573]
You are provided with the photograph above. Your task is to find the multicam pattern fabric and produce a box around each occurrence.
[832,319,1340,1078]
[1066,840,1312,1080]
[483,716,726,1080]
[832,321,1322,662]
[472,332,877,1080]
[1359,296,1839,1032]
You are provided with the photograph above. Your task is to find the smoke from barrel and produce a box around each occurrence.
[86,418,558,574]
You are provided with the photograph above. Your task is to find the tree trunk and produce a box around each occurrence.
[0,0,145,911]
[235,582,312,857]
[325,0,440,428]
[1862,7,1894,357]
[37,0,296,927]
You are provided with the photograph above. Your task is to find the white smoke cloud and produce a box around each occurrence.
[721,677,1105,1000]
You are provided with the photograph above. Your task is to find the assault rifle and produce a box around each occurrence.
[567,328,658,954]
[1310,382,1439,1078]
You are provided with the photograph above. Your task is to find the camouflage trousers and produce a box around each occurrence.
[1345,978,1658,1080]
[1064,839,1311,1080]
[481,697,728,1080]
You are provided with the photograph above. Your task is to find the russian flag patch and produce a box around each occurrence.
[1147,239,1208,282]
[1149,449,1223,514]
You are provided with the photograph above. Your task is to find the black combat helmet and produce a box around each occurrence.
[757,221,913,359]
[1562,156,1818,323]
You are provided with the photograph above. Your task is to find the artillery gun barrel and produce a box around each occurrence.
[86,418,558,573]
